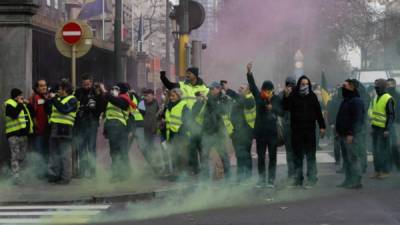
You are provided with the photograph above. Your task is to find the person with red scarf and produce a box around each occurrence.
[246,62,283,188]
[29,79,50,179]
[104,82,136,181]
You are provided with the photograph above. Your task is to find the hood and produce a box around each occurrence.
[261,80,274,91]
[295,75,313,93]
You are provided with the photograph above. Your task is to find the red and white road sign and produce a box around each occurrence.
[62,22,83,45]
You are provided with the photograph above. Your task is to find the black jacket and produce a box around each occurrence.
[283,75,326,131]
[247,73,282,139]
[160,73,206,90]
[75,87,106,122]
[336,91,365,136]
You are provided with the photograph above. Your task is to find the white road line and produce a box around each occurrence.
[0,218,90,224]
[0,205,110,210]
[0,210,101,216]
[0,204,110,224]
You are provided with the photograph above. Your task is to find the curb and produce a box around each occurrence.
[0,186,192,206]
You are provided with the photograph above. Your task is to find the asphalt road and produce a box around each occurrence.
[89,163,400,225]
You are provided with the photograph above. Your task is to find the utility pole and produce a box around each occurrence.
[114,0,123,82]
[178,0,190,79]
[165,0,171,78]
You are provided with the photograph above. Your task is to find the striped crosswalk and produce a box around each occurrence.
[0,204,110,224]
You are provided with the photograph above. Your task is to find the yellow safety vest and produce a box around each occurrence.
[369,93,392,128]
[194,102,233,136]
[243,93,256,129]
[165,100,186,140]
[49,95,77,126]
[4,99,33,134]
[179,81,209,109]
[130,95,144,122]
[105,102,129,126]
[223,114,234,136]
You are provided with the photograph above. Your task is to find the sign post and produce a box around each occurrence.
[56,21,93,88]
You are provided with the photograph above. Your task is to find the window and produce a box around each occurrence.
[46,0,51,7]
[54,0,59,9]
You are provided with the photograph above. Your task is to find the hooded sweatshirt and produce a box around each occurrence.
[335,88,365,136]
[283,75,326,131]
[247,72,283,139]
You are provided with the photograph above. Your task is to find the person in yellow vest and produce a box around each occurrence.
[47,80,78,184]
[192,81,233,179]
[127,87,144,149]
[165,88,190,173]
[369,79,395,179]
[230,84,255,182]
[160,68,209,174]
[104,83,134,181]
[4,88,33,184]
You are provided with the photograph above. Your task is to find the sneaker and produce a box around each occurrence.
[304,181,317,189]
[286,181,302,188]
[369,172,380,179]
[266,182,275,189]
[377,172,390,179]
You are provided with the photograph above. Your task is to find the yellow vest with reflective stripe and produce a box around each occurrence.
[194,102,233,136]
[105,102,129,126]
[179,81,209,109]
[130,95,144,122]
[4,99,33,134]
[165,100,186,140]
[49,95,77,126]
[223,115,234,136]
[243,94,256,129]
[370,93,392,128]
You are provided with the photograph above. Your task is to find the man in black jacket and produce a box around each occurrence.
[74,74,106,178]
[283,75,326,188]
[247,63,282,188]
[336,79,365,189]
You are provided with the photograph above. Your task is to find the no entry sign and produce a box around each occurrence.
[62,22,83,45]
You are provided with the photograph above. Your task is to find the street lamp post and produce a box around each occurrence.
[114,0,123,82]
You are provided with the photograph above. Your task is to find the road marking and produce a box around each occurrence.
[0,205,110,210]
[0,204,110,224]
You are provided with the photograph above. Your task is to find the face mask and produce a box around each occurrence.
[341,87,353,98]
[387,87,396,93]
[111,90,119,97]
[299,85,309,95]
[375,87,385,96]
[260,90,272,100]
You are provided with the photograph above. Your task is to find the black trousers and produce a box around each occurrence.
[232,134,253,181]
[292,129,317,184]
[75,119,98,177]
[105,120,130,181]
[256,138,277,183]
[188,134,202,174]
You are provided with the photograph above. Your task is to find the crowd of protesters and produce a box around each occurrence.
[3,63,400,189]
